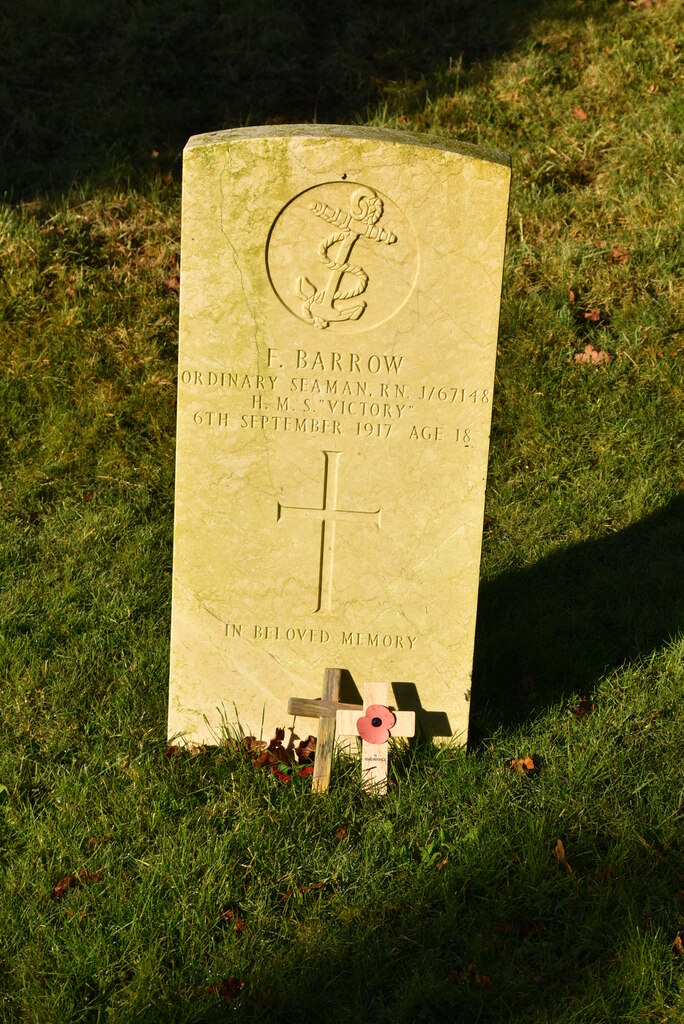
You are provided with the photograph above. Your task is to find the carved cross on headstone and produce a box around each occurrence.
[336,682,415,796]
[277,450,381,613]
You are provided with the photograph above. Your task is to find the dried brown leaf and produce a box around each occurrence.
[574,343,611,366]
[82,835,111,851]
[52,868,102,899]
[509,754,535,773]
[638,835,669,863]
[674,934,683,955]
[52,874,79,899]
[571,107,588,121]
[185,743,207,756]
[552,838,576,878]
[79,869,103,884]
[164,275,180,292]
[295,735,316,764]
[466,960,492,989]
[496,917,537,939]
[242,736,267,754]
[576,698,596,718]
[221,908,245,934]
[207,978,244,1004]
[335,827,348,841]
[611,244,630,263]
[280,881,326,901]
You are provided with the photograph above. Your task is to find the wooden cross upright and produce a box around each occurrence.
[287,668,359,793]
[288,673,415,796]
[336,682,415,796]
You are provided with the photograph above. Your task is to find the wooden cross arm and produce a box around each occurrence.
[287,697,362,719]
[336,709,415,738]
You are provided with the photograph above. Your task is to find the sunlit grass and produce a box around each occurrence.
[1,1,682,1021]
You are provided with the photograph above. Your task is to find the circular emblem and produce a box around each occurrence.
[266,181,418,333]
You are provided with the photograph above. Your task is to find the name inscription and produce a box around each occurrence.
[181,347,487,445]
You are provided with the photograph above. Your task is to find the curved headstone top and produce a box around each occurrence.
[169,124,511,747]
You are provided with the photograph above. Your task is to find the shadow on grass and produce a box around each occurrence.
[181,768,682,1023]
[2,0,612,197]
[470,494,684,742]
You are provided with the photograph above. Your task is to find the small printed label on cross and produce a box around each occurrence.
[336,682,415,796]
[277,450,381,613]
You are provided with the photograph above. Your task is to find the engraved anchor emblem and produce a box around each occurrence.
[296,187,397,329]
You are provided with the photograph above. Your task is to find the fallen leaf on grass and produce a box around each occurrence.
[52,869,103,900]
[280,881,326,901]
[80,869,102,884]
[568,287,576,303]
[295,735,316,764]
[241,736,267,754]
[583,308,602,323]
[220,908,245,935]
[466,961,492,989]
[185,743,207,756]
[207,978,244,1004]
[510,754,535,773]
[576,698,596,718]
[552,838,576,878]
[164,742,206,757]
[164,275,180,292]
[335,827,347,840]
[571,107,588,121]
[638,835,669,864]
[253,728,294,769]
[674,934,683,955]
[496,917,537,939]
[612,244,630,263]
[53,875,79,899]
[436,855,449,871]
[82,836,110,851]
[574,343,611,366]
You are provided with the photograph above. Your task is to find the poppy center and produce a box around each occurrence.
[371,716,383,727]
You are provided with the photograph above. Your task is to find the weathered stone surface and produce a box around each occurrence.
[168,125,510,746]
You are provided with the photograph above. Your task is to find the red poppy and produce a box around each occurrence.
[356,704,396,744]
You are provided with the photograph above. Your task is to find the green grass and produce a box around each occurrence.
[1,0,683,1020]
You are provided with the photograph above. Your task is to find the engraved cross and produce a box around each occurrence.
[277,450,381,613]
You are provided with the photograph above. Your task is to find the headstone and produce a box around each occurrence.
[168,125,510,748]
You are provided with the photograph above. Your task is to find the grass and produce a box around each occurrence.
[1,0,683,1020]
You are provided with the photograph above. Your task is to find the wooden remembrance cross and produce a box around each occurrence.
[288,673,414,795]
[168,126,511,771]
